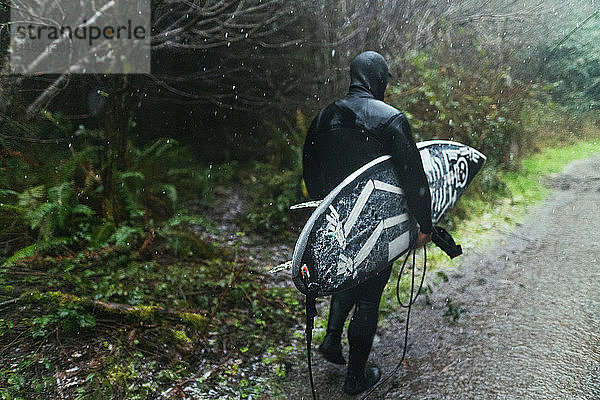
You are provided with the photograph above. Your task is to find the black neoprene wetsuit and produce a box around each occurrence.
[303,63,432,235]
[302,51,432,377]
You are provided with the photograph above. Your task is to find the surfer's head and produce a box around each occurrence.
[349,51,391,101]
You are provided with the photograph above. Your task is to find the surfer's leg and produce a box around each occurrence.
[327,291,356,337]
[344,266,392,392]
[319,290,355,364]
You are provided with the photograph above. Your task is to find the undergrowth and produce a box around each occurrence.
[0,117,303,399]
[0,245,301,399]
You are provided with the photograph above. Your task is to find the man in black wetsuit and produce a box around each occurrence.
[302,51,433,395]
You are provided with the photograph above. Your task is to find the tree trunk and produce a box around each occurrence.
[102,76,130,224]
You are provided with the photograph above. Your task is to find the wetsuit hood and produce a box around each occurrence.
[348,51,391,101]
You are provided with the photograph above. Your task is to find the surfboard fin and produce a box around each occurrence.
[432,226,462,259]
[269,260,292,273]
[290,200,322,210]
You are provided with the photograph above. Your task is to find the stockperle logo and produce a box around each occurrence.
[10,0,150,74]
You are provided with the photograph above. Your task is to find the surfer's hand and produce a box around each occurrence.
[416,231,432,248]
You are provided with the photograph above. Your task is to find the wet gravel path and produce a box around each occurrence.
[287,155,600,399]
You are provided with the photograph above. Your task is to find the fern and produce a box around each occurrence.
[48,182,74,205]
[110,225,143,246]
[0,190,22,215]
[3,244,37,267]
[120,171,145,181]
[154,183,178,208]
[3,131,209,257]
[0,190,28,248]
[90,222,116,248]
[112,138,208,222]
[0,189,18,199]
[18,185,45,209]
[0,203,24,214]
[28,202,56,230]
[72,204,95,217]
[17,181,96,244]
[138,138,179,160]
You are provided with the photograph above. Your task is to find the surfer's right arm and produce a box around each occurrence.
[416,231,433,248]
[302,116,325,200]
[385,113,433,236]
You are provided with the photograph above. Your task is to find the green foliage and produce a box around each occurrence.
[540,15,600,112]
[388,50,548,169]
[244,163,302,233]
[0,248,301,398]
[109,225,142,247]
[2,244,37,267]
[0,352,55,400]
[31,303,96,337]
[179,312,208,331]
[29,182,95,240]
[116,137,210,222]
[1,182,96,262]
[156,214,218,258]
[0,121,220,267]
[444,298,464,323]
[240,119,305,234]
[76,343,165,399]
[16,291,97,337]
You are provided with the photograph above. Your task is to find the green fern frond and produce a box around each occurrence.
[72,204,95,217]
[3,243,37,267]
[0,189,19,199]
[139,138,178,161]
[90,222,116,247]
[48,182,75,205]
[28,202,56,230]
[18,185,45,208]
[0,203,25,214]
[165,214,207,228]
[153,139,179,158]
[110,225,143,246]
[120,171,145,181]
[154,184,178,208]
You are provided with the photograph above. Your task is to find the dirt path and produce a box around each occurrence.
[286,155,600,399]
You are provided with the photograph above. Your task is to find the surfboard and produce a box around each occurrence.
[291,140,486,296]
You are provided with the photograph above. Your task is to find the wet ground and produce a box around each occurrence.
[286,155,600,399]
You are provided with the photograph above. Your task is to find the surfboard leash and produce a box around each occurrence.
[301,265,320,400]
[360,244,428,400]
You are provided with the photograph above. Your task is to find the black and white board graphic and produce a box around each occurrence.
[417,140,486,224]
[292,140,486,296]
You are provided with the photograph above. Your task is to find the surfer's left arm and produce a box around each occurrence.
[385,114,433,235]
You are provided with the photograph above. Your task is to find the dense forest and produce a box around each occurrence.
[1,0,600,398]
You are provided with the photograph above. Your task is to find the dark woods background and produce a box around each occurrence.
[5,1,599,159]
[1,1,600,398]
[3,1,599,229]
